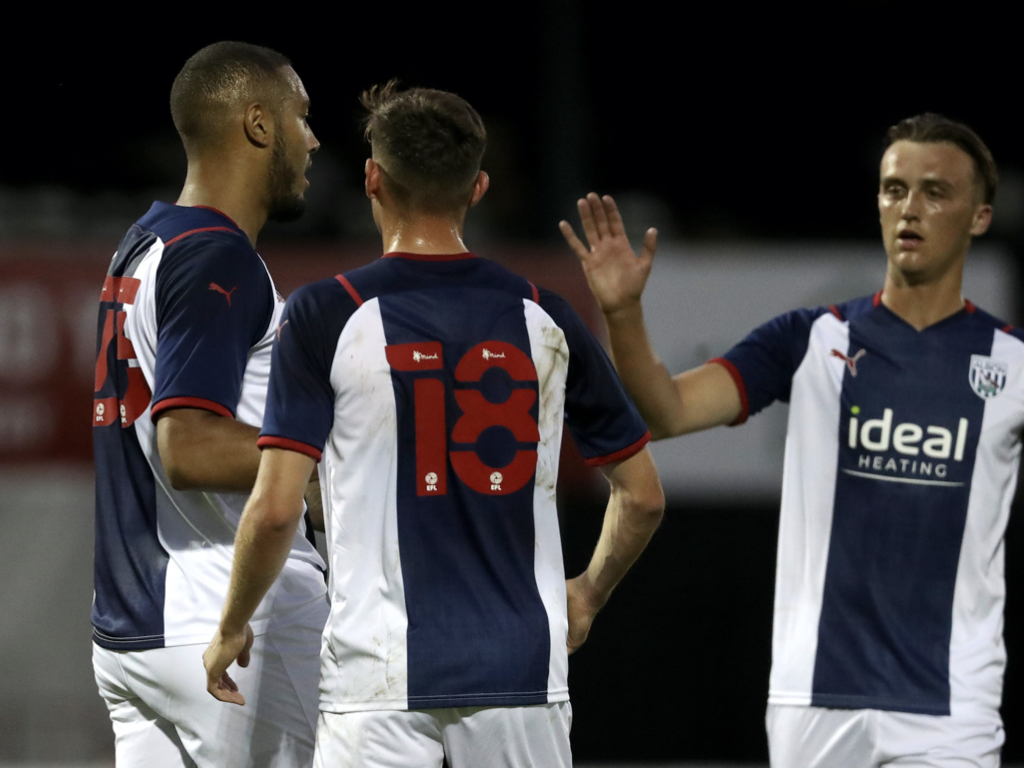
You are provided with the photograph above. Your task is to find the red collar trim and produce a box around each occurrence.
[872,291,883,307]
[964,299,976,313]
[382,251,478,262]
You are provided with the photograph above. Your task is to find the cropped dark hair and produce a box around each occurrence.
[884,113,997,204]
[170,41,292,154]
[361,80,487,212]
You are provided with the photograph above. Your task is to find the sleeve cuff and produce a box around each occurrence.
[708,357,749,426]
[583,431,652,467]
[151,397,234,420]
[257,435,323,462]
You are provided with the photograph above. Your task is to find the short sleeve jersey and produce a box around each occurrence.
[719,292,1024,717]
[258,252,650,712]
[91,202,325,651]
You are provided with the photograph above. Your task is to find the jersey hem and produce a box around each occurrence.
[321,689,568,713]
[810,692,951,716]
[151,396,233,420]
[584,431,651,466]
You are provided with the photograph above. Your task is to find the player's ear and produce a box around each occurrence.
[970,203,993,237]
[243,102,272,149]
[468,171,489,208]
[365,159,382,200]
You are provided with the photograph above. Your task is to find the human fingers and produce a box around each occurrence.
[587,192,611,238]
[559,220,590,260]
[601,195,627,238]
[639,227,659,265]
[576,196,600,247]
[208,671,246,706]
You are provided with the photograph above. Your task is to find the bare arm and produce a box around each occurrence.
[565,446,665,654]
[156,408,263,492]
[203,447,315,704]
[560,193,742,438]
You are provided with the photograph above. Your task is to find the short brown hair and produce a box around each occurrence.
[884,113,998,204]
[361,80,486,213]
[170,41,292,155]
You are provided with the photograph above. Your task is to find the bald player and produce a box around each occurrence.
[90,42,328,768]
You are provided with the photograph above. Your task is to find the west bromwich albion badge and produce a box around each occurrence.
[969,355,1008,399]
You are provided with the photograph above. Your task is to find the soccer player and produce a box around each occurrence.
[202,81,665,768]
[560,114,1012,766]
[91,42,328,767]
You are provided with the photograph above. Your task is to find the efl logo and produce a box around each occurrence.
[969,355,1007,400]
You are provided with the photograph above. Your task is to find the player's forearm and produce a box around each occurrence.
[577,450,665,611]
[603,304,685,439]
[157,409,262,492]
[219,493,302,634]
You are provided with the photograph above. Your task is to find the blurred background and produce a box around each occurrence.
[3,5,1024,765]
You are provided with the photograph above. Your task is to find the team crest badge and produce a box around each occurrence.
[969,355,1008,399]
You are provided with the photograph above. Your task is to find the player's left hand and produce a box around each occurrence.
[203,623,254,705]
[565,576,601,655]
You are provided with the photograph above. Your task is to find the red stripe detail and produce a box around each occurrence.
[415,379,447,496]
[94,309,115,390]
[164,226,236,247]
[585,431,652,467]
[529,281,539,303]
[257,435,322,462]
[335,275,363,307]
[100,276,141,305]
[92,397,119,427]
[191,205,239,228]
[829,304,843,320]
[964,299,976,314]
[118,277,141,304]
[151,397,233,420]
[100,276,115,302]
[873,291,883,307]
[382,251,478,262]
[386,341,443,371]
[708,357,749,426]
[1003,324,1015,333]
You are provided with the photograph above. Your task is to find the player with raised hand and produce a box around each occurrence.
[562,115,1016,767]
[204,80,665,768]
[90,42,328,767]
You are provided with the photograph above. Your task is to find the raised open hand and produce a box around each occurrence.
[559,193,658,315]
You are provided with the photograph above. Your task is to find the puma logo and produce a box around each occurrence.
[208,283,238,306]
[831,348,867,377]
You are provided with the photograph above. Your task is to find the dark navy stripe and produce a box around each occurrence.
[378,282,550,708]
[811,302,992,714]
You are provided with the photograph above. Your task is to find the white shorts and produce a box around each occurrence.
[313,702,573,768]
[767,703,1004,768]
[93,595,328,768]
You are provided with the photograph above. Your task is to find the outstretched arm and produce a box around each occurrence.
[566,446,665,654]
[203,447,314,704]
[560,193,742,437]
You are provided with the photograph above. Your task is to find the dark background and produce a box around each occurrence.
[4,6,1024,762]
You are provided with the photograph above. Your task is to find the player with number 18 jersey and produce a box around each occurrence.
[259,251,651,712]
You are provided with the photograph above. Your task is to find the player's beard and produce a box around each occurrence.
[267,132,307,223]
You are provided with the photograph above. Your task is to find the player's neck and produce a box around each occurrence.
[880,269,966,331]
[379,211,470,256]
[176,161,268,248]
